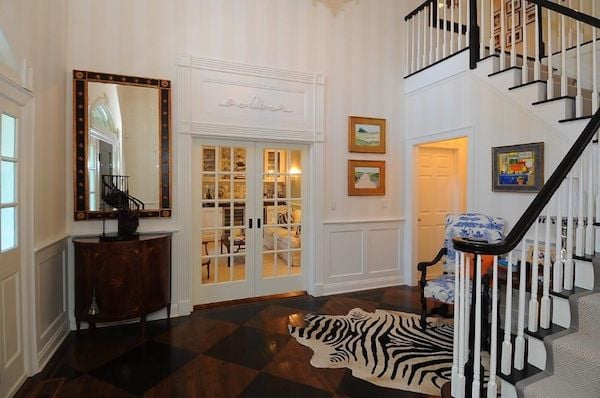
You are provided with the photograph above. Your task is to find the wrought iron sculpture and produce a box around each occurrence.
[100,175,144,240]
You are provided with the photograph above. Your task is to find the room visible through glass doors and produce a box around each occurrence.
[192,139,306,304]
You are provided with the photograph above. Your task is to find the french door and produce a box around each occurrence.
[0,99,25,397]
[192,139,307,304]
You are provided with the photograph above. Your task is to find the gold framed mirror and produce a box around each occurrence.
[73,70,171,220]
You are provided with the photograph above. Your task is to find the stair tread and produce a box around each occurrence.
[532,96,574,106]
[496,330,544,385]
[488,66,521,78]
[525,324,567,340]
[524,373,598,398]
[551,286,589,299]
[558,115,592,123]
[573,253,595,262]
[508,80,546,91]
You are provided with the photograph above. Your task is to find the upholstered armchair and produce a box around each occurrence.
[418,213,506,329]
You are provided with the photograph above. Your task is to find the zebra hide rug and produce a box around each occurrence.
[289,308,453,396]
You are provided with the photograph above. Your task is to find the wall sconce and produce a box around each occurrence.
[289,166,302,175]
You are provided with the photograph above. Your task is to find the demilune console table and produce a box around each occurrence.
[73,233,171,335]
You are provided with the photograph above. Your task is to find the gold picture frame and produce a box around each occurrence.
[348,160,386,196]
[348,116,386,153]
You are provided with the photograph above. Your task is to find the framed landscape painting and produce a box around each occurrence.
[348,160,385,196]
[492,142,544,192]
[348,116,386,153]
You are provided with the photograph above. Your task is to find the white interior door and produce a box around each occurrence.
[417,146,459,278]
[0,101,25,397]
[192,139,307,304]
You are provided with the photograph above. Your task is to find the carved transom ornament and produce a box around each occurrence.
[312,0,357,16]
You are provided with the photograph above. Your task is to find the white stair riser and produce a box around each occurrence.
[501,379,518,398]
[510,82,546,103]
[526,335,547,370]
[532,98,575,122]
[490,68,521,88]
[478,56,499,76]
[574,259,595,290]
[551,295,571,328]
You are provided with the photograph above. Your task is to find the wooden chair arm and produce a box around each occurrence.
[418,247,447,283]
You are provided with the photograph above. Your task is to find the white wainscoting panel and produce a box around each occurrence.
[1,271,24,396]
[34,238,69,370]
[323,220,405,295]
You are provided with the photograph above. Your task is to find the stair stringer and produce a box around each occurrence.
[471,57,587,144]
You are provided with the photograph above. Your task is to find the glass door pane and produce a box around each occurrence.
[260,148,303,285]
[200,145,248,285]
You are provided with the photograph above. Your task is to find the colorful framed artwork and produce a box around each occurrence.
[492,142,544,192]
[348,116,386,153]
[348,160,385,196]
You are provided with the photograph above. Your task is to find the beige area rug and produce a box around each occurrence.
[289,308,453,396]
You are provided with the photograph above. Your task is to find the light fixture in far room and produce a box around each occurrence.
[312,0,357,16]
[289,166,302,175]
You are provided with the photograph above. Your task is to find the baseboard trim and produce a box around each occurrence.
[322,276,404,296]
[36,317,69,373]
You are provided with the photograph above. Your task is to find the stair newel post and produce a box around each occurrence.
[468,0,479,69]
[500,0,506,69]
[471,254,483,398]
[586,147,595,255]
[528,217,540,333]
[540,204,552,329]
[464,253,473,396]
[554,185,564,293]
[565,171,575,290]
[514,239,528,370]
[501,251,514,375]
[534,3,541,81]
[547,8,554,100]
[511,0,516,67]
[430,3,435,65]
[576,159,585,256]
[593,0,599,113]
[596,140,600,251]
[561,11,568,96]
[576,0,584,117]
[522,0,528,83]
[486,255,499,398]
[479,0,484,56]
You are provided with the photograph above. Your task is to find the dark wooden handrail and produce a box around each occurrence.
[454,109,600,255]
[528,0,600,29]
[405,0,435,21]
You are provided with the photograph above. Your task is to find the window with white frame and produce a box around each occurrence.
[1,113,17,252]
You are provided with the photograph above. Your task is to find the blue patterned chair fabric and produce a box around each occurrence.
[423,213,505,305]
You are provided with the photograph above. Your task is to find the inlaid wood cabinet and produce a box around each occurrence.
[73,234,171,334]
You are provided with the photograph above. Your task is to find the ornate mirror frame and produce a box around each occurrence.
[73,70,172,220]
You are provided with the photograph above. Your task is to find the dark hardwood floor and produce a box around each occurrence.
[16,285,441,398]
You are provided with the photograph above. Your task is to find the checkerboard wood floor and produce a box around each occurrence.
[16,286,440,398]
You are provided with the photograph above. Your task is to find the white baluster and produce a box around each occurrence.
[452,251,461,397]
[490,0,496,55]
[548,9,554,99]
[561,12,567,96]
[451,0,456,53]
[534,4,541,80]
[568,0,573,47]
[587,147,595,255]
[501,0,506,69]
[487,255,499,398]
[406,18,411,75]
[522,0,528,82]
[540,205,552,329]
[471,254,482,398]
[423,8,428,68]
[511,0,516,67]
[529,218,540,332]
[565,172,575,291]
[430,4,435,65]
[501,252,514,375]
[514,239,528,370]
[593,0,598,113]
[554,185,564,293]
[412,17,417,72]
[417,11,422,70]
[576,0,583,117]
[443,2,448,58]
[576,159,585,256]
[458,0,463,50]
[457,251,466,398]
